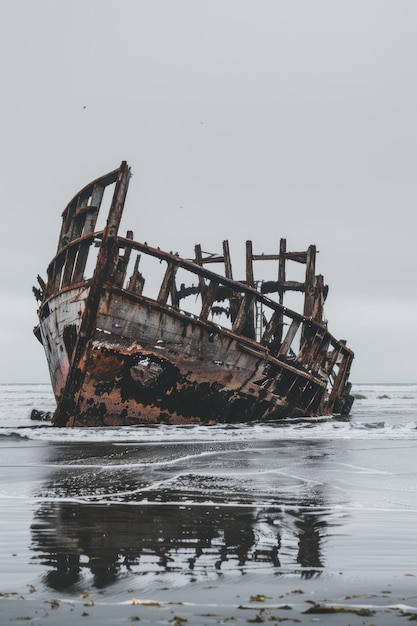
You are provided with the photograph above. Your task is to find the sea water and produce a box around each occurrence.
[0,383,416,602]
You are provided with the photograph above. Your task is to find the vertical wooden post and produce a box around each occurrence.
[242,241,255,338]
[194,244,206,297]
[113,230,133,288]
[327,347,353,411]
[303,245,316,319]
[223,240,233,279]
[310,274,325,321]
[223,239,239,323]
[127,254,145,294]
[246,240,254,287]
[200,280,219,321]
[274,238,287,347]
[301,245,317,347]
[278,238,286,306]
[232,293,256,337]
[158,261,178,304]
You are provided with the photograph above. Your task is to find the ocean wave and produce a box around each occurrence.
[1,418,416,443]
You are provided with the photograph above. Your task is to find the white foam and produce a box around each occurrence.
[1,383,417,442]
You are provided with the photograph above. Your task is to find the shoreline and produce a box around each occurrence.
[2,573,417,625]
[2,384,417,624]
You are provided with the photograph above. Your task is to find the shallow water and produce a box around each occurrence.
[1,383,417,608]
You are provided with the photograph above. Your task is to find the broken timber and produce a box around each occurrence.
[33,161,354,426]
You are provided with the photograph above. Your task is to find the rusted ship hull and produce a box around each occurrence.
[33,162,354,426]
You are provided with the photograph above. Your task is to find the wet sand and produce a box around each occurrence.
[2,384,417,624]
[2,573,417,624]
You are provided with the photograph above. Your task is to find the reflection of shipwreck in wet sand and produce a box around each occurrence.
[30,502,325,590]
[33,161,354,426]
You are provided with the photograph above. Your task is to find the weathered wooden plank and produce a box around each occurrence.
[261,310,281,346]
[278,318,300,357]
[232,293,255,337]
[251,250,308,263]
[303,245,317,320]
[157,261,179,304]
[278,238,286,304]
[261,280,305,294]
[200,279,219,321]
[246,240,255,288]
[222,240,233,279]
[127,254,145,294]
[327,348,353,410]
[194,244,206,296]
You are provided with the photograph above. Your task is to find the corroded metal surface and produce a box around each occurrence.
[33,162,354,426]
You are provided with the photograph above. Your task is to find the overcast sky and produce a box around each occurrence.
[1,0,416,384]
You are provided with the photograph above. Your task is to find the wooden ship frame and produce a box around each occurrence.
[33,161,354,426]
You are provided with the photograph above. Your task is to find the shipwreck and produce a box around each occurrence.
[33,161,354,427]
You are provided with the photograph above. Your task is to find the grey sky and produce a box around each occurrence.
[1,0,416,384]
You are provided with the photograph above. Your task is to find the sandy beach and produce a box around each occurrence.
[1,383,417,624]
[2,572,417,624]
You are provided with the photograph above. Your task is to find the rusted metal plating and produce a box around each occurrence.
[33,162,354,426]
